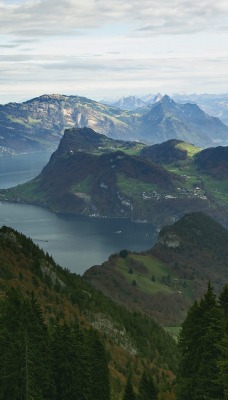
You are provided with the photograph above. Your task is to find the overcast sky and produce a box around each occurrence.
[0,0,228,103]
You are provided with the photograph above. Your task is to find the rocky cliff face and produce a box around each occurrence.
[0,94,138,154]
[1,93,228,155]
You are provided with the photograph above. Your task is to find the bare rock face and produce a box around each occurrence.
[1,93,228,155]
[157,233,180,248]
[0,94,138,154]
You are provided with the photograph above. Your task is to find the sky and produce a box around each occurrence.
[0,0,228,104]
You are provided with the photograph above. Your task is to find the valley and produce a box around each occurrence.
[2,0,228,397]
[0,93,228,400]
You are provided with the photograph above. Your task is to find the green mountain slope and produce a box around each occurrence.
[1,127,228,228]
[140,139,201,164]
[84,212,228,326]
[0,128,187,223]
[195,146,228,179]
[0,225,178,399]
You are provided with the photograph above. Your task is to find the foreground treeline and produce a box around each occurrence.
[176,282,228,400]
[0,289,160,400]
[0,289,110,400]
[0,226,178,398]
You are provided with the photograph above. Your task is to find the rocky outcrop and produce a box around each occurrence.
[1,93,228,154]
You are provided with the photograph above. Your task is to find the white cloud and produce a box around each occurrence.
[1,0,228,36]
[0,0,228,103]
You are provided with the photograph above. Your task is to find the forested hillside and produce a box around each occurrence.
[176,282,228,399]
[85,212,228,326]
[2,128,228,228]
[0,226,178,399]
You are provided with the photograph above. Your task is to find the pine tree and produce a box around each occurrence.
[138,370,157,400]
[217,284,228,398]
[51,323,80,400]
[89,330,110,400]
[123,377,136,400]
[0,289,54,400]
[176,282,226,400]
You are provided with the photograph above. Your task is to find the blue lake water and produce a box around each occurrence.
[0,153,157,274]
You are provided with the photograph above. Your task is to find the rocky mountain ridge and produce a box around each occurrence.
[1,93,228,154]
[140,95,228,146]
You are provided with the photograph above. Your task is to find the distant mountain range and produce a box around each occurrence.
[102,93,228,125]
[1,127,228,228]
[1,93,228,155]
[140,95,228,145]
[84,212,228,325]
[112,95,146,111]
[172,93,228,125]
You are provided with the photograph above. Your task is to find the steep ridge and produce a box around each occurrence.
[140,95,228,147]
[0,128,184,221]
[0,225,178,398]
[1,93,228,154]
[0,94,138,154]
[1,128,228,227]
[84,212,228,326]
[140,139,199,164]
[172,93,228,125]
[194,146,228,179]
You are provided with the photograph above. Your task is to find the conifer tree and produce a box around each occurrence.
[123,377,136,400]
[89,330,110,400]
[138,370,157,400]
[51,323,80,400]
[217,284,228,397]
[176,282,226,400]
[0,289,54,400]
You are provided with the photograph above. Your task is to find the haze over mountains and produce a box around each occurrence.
[1,93,228,155]
[103,93,228,125]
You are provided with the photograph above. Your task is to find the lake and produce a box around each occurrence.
[0,153,157,274]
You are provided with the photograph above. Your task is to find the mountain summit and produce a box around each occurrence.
[140,95,228,146]
[2,127,228,227]
[112,95,146,111]
[0,93,228,155]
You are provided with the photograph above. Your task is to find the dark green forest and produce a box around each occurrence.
[0,288,110,400]
[0,226,177,399]
[176,282,228,400]
[0,225,228,399]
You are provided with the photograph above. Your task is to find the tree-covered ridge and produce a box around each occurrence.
[153,212,228,293]
[85,212,228,326]
[140,139,198,165]
[176,282,228,399]
[195,146,228,179]
[0,226,178,399]
[1,128,228,228]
